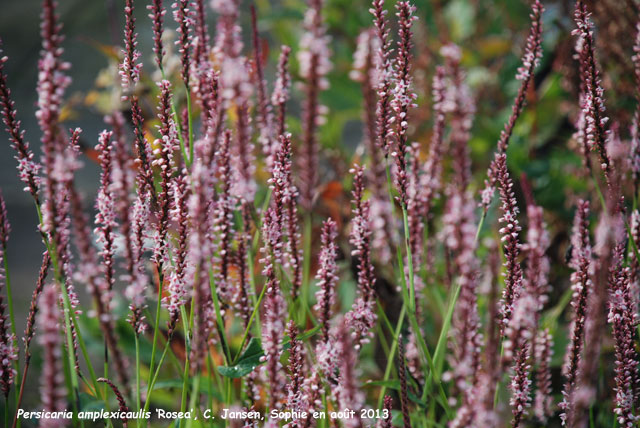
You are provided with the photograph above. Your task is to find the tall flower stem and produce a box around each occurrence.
[401,207,416,313]
[232,280,269,363]
[2,251,18,408]
[134,334,141,428]
[145,267,166,406]
[142,342,169,414]
[208,269,232,364]
[376,303,406,408]
[186,269,233,428]
[301,212,313,321]
[186,91,194,164]
[383,160,450,416]
[179,304,192,415]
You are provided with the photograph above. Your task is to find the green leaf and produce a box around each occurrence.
[364,380,401,389]
[153,378,224,400]
[217,338,265,378]
[79,393,105,412]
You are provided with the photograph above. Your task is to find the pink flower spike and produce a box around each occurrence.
[147,0,166,69]
[297,0,332,210]
[120,0,143,99]
[94,130,117,295]
[314,218,339,341]
[608,261,639,426]
[481,0,543,209]
[260,207,287,409]
[172,0,193,88]
[212,131,236,303]
[559,200,591,425]
[38,284,67,426]
[272,46,292,143]
[345,165,377,349]
[370,0,395,158]
[573,1,611,180]
[0,207,17,398]
[493,153,524,333]
[390,1,418,207]
[0,44,41,201]
[285,321,308,420]
[534,329,553,423]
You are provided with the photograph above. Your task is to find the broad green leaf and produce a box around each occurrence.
[217,338,265,378]
[79,393,105,412]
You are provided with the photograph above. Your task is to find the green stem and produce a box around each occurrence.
[179,304,193,415]
[135,334,141,428]
[208,269,232,364]
[376,304,406,409]
[187,90,194,164]
[71,314,101,399]
[233,281,269,364]
[401,207,416,313]
[145,268,165,400]
[301,212,312,323]
[185,374,200,428]
[475,209,487,244]
[425,282,461,397]
[143,342,169,415]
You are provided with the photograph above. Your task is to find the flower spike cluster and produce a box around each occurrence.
[251,6,277,167]
[126,194,149,334]
[314,218,339,341]
[172,0,193,88]
[38,284,67,427]
[297,0,332,210]
[572,1,611,179]
[397,336,412,428]
[418,66,448,218]
[608,261,639,426]
[345,165,377,348]
[560,200,591,425]
[442,43,475,191]
[4,0,640,425]
[147,0,166,69]
[23,251,50,365]
[269,134,302,298]
[370,0,394,157]
[164,175,189,336]
[0,200,16,398]
[493,153,523,333]
[260,207,287,409]
[95,130,117,299]
[333,318,364,428]
[285,320,307,423]
[534,329,553,423]
[120,0,142,98]
[481,0,543,209]
[272,46,292,142]
[212,131,236,303]
[153,80,179,268]
[192,0,209,70]
[390,1,418,207]
[0,47,41,201]
[443,185,482,393]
